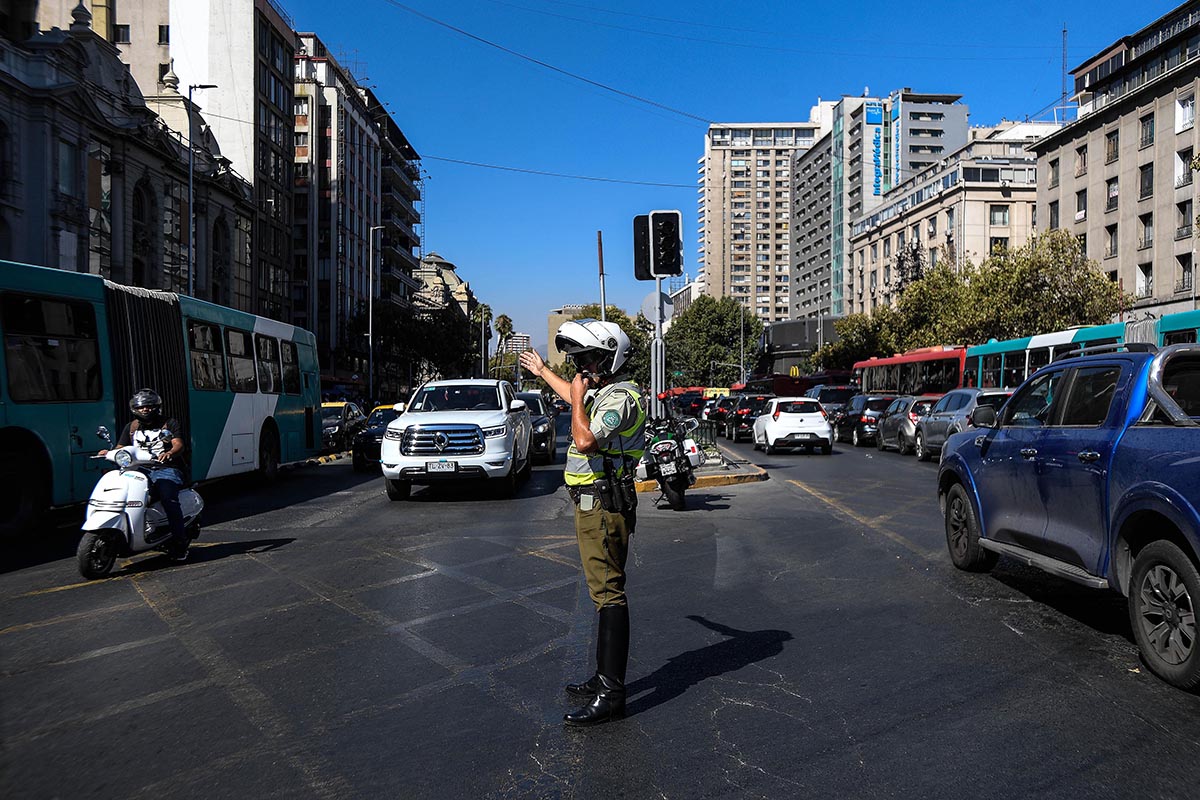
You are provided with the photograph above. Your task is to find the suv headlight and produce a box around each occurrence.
[482,424,507,438]
[534,422,550,434]
[384,428,403,440]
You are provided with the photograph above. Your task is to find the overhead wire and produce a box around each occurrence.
[379,0,713,125]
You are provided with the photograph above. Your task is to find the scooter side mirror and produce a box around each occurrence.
[96,426,111,444]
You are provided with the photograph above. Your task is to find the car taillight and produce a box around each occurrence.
[909,412,920,422]
[861,416,872,424]
[773,409,780,420]
[737,408,750,415]
[819,408,827,418]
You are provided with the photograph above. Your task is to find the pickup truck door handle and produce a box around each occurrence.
[1078,450,1101,463]
[1020,448,1038,459]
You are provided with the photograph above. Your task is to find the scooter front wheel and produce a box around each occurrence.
[77,532,118,580]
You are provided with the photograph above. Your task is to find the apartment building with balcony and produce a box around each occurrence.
[365,87,423,312]
[697,111,831,324]
[847,123,1056,316]
[293,33,381,392]
[1031,0,1200,315]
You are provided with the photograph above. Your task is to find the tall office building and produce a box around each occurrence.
[501,333,532,355]
[697,109,832,324]
[791,91,969,318]
[1032,0,1200,318]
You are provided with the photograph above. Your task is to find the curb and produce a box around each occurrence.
[635,442,768,492]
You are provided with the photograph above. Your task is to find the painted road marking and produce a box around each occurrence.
[786,479,938,560]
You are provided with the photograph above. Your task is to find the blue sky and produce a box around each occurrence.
[284,0,1177,351]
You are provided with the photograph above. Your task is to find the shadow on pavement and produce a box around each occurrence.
[990,562,1134,641]
[106,537,297,578]
[625,615,793,717]
[647,491,731,512]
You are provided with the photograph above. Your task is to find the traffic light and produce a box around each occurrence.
[633,214,651,280]
[649,209,683,277]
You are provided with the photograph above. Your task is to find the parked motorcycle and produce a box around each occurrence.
[637,416,704,510]
[76,426,203,579]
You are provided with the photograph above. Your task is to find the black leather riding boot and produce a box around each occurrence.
[564,605,629,726]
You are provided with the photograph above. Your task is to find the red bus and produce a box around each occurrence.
[853,346,966,396]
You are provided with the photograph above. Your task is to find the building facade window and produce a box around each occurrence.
[1140,163,1155,198]
[1105,178,1119,212]
[1177,94,1195,132]
[158,25,170,44]
[1140,113,1155,148]
[1105,130,1119,163]
[1105,224,1118,258]
[1049,158,1060,187]
[113,24,130,44]
[1075,144,1088,176]
[989,205,1010,226]
[1176,148,1194,187]
[1140,213,1154,249]
[1076,188,1087,220]
[1049,200,1059,229]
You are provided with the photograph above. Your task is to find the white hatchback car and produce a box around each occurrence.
[752,397,833,455]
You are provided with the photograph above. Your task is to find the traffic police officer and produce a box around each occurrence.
[519,319,645,726]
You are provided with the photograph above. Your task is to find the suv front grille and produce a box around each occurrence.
[401,425,485,456]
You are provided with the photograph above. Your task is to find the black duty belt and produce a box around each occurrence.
[567,485,599,503]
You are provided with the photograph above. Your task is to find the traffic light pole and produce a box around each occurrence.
[657,277,667,419]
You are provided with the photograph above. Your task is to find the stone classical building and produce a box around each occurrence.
[0,5,252,302]
[1031,0,1200,317]
[847,123,1059,315]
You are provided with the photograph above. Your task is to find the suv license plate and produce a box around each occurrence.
[659,461,677,476]
[426,461,457,473]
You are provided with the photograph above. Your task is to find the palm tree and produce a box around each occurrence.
[494,313,514,375]
[471,303,492,377]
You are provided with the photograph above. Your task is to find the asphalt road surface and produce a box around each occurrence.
[4,420,1200,799]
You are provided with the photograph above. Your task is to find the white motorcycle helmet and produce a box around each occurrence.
[555,319,631,377]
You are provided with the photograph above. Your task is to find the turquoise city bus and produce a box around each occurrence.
[964,323,1125,389]
[0,260,321,535]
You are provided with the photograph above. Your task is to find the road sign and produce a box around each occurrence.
[640,291,673,321]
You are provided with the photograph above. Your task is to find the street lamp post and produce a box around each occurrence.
[187,83,217,297]
[368,225,384,405]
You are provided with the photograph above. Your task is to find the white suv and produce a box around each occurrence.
[380,379,533,500]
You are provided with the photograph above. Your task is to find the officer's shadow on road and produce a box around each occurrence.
[651,491,730,511]
[625,615,793,716]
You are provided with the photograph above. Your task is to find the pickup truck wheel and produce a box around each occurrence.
[1130,541,1200,689]
[915,431,931,462]
[944,484,997,572]
[384,478,410,501]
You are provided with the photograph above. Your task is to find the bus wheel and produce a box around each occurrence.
[0,456,48,538]
[259,429,281,483]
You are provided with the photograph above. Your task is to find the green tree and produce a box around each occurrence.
[663,295,762,386]
[814,306,903,370]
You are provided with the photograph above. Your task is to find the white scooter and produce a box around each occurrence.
[76,426,203,580]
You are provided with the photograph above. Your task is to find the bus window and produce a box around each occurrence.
[899,363,916,395]
[982,355,1001,388]
[225,328,257,392]
[188,320,225,391]
[281,340,301,395]
[963,356,979,388]
[936,359,961,394]
[1164,330,1198,345]
[1028,347,1051,374]
[255,334,282,394]
[1000,353,1024,387]
[1,293,101,402]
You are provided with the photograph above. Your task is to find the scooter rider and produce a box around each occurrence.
[519,319,645,726]
[99,389,191,561]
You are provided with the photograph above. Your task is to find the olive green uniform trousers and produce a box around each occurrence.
[573,500,635,609]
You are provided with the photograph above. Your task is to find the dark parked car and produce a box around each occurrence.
[518,391,558,464]
[708,395,738,426]
[914,388,1012,461]
[353,404,401,471]
[321,401,366,453]
[551,397,570,414]
[833,394,895,447]
[876,395,940,455]
[724,394,774,442]
[805,384,858,416]
[673,391,706,417]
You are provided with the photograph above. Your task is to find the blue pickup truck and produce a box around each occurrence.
[937,343,1200,689]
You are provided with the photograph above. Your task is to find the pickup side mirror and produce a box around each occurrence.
[393,402,406,413]
[970,406,998,429]
[509,399,527,412]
